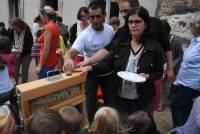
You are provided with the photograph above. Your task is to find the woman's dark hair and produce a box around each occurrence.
[77,6,89,20]
[126,111,158,134]
[127,6,150,44]
[11,18,27,30]
[34,15,41,23]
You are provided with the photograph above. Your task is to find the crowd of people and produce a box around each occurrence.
[0,0,200,133]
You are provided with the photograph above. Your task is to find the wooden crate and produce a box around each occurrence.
[16,72,86,122]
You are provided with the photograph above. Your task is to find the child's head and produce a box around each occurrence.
[58,106,82,134]
[27,109,64,134]
[109,17,120,32]
[126,111,157,134]
[0,36,11,53]
[91,107,122,134]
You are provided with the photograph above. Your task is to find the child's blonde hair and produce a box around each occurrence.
[91,107,123,134]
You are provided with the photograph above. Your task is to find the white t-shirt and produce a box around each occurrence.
[72,23,114,59]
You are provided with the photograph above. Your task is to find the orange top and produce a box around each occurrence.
[39,22,59,67]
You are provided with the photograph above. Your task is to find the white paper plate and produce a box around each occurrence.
[117,71,146,83]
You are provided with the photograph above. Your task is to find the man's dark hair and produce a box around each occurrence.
[27,109,64,134]
[88,0,106,14]
[120,0,140,8]
[77,6,89,20]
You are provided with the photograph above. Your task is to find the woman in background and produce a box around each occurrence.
[8,18,33,84]
[69,6,89,47]
[36,6,59,79]
[32,15,43,66]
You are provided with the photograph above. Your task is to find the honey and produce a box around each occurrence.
[0,115,6,120]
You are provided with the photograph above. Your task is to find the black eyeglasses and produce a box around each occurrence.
[128,20,143,26]
[89,15,101,20]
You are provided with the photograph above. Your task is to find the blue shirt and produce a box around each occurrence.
[0,67,13,94]
[174,36,200,90]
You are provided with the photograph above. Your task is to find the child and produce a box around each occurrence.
[0,57,14,105]
[0,36,16,85]
[58,105,82,134]
[27,109,64,134]
[91,107,123,134]
[109,17,120,32]
[126,111,160,134]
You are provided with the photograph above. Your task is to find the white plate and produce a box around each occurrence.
[117,71,146,83]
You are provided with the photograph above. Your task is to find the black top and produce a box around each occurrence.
[69,23,77,45]
[8,27,33,57]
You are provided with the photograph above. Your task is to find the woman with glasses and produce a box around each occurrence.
[170,12,200,127]
[75,6,164,116]
[69,6,89,47]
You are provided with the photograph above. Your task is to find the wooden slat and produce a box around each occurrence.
[49,95,86,110]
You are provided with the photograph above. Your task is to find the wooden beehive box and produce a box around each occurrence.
[16,72,86,121]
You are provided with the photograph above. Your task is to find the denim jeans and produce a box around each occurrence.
[170,84,200,127]
[37,67,55,79]
[85,73,117,124]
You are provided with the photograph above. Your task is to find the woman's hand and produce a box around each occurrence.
[36,64,42,75]
[139,73,149,80]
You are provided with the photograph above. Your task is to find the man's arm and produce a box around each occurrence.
[166,50,174,80]
[77,48,109,67]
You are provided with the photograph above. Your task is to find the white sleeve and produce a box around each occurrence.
[71,33,86,54]
[33,23,40,36]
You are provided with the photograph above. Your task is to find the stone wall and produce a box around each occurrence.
[156,0,200,43]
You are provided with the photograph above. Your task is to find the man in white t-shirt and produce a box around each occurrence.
[63,1,114,124]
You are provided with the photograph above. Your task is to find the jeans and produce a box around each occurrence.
[170,84,200,127]
[85,73,116,124]
[37,67,55,79]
